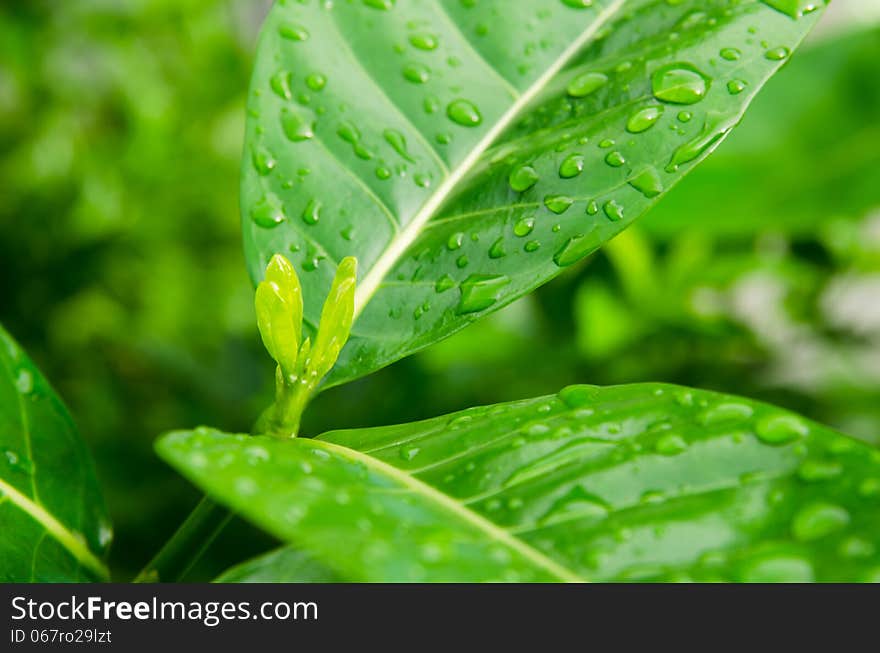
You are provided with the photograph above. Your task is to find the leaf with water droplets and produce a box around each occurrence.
[161,383,880,582]
[0,325,110,581]
[240,0,826,389]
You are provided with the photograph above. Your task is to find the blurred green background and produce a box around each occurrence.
[1,0,878,580]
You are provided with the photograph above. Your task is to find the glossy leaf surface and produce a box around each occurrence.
[241,0,826,387]
[0,326,110,581]
[160,383,880,582]
[215,547,339,583]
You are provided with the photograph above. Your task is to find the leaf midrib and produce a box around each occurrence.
[351,0,628,319]
[312,438,584,582]
[0,477,108,580]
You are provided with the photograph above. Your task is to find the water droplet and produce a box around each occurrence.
[544,195,574,214]
[281,107,315,141]
[626,106,664,133]
[251,193,286,228]
[458,275,510,313]
[513,217,535,237]
[435,274,456,293]
[375,166,391,179]
[524,240,540,252]
[604,151,625,167]
[305,73,327,91]
[727,79,747,95]
[488,238,507,259]
[677,110,693,122]
[603,199,624,221]
[302,198,321,225]
[15,370,33,394]
[720,47,741,61]
[410,32,438,50]
[447,99,482,127]
[456,255,469,268]
[797,460,842,482]
[699,402,753,426]
[651,63,710,104]
[741,554,814,582]
[567,72,608,98]
[270,70,293,100]
[598,138,615,148]
[539,487,608,526]
[628,167,664,198]
[278,23,309,41]
[251,146,277,176]
[765,46,791,61]
[446,232,464,251]
[559,154,584,178]
[509,164,539,192]
[400,445,420,461]
[666,111,735,172]
[559,384,598,408]
[561,0,594,7]
[403,62,430,84]
[363,0,394,9]
[655,433,688,455]
[383,129,415,162]
[586,200,599,215]
[554,232,598,267]
[792,502,849,541]
[762,0,820,17]
[755,414,808,445]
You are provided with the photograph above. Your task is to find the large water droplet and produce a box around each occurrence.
[727,79,747,95]
[363,0,394,9]
[447,99,482,127]
[513,217,535,237]
[761,0,819,18]
[410,32,438,50]
[559,154,584,178]
[488,238,507,259]
[252,146,277,176]
[302,198,321,225]
[278,23,309,41]
[383,129,415,162]
[509,165,539,192]
[792,502,849,541]
[628,167,663,198]
[652,63,710,104]
[403,63,430,84]
[604,151,625,167]
[666,111,735,172]
[554,232,598,267]
[567,72,608,98]
[434,274,456,293]
[755,414,808,445]
[305,73,327,91]
[281,107,315,141]
[603,199,623,221]
[251,193,286,228]
[270,70,293,100]
[458,274,510,313]
[545,195,574,214]
[626,106,664,133]
[765,46,791,61]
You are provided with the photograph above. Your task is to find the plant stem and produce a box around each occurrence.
[133,497,232,583]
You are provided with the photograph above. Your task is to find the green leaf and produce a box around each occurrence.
[215,547,340,583]
[0,326,110,581]
[158,383,880,582]
[241,0,826,387]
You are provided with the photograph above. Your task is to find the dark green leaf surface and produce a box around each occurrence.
[0,326,110,581]
[159,383,880,582]
[241,0,825,387]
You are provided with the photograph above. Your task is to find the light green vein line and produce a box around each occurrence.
[310,438,584,582]
[432,1,521,100]
[325,13,451,175]
[0,478,109,581]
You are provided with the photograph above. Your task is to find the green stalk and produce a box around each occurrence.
[133,497,232,583]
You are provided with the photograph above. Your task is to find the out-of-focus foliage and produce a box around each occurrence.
[1,0,877,579]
